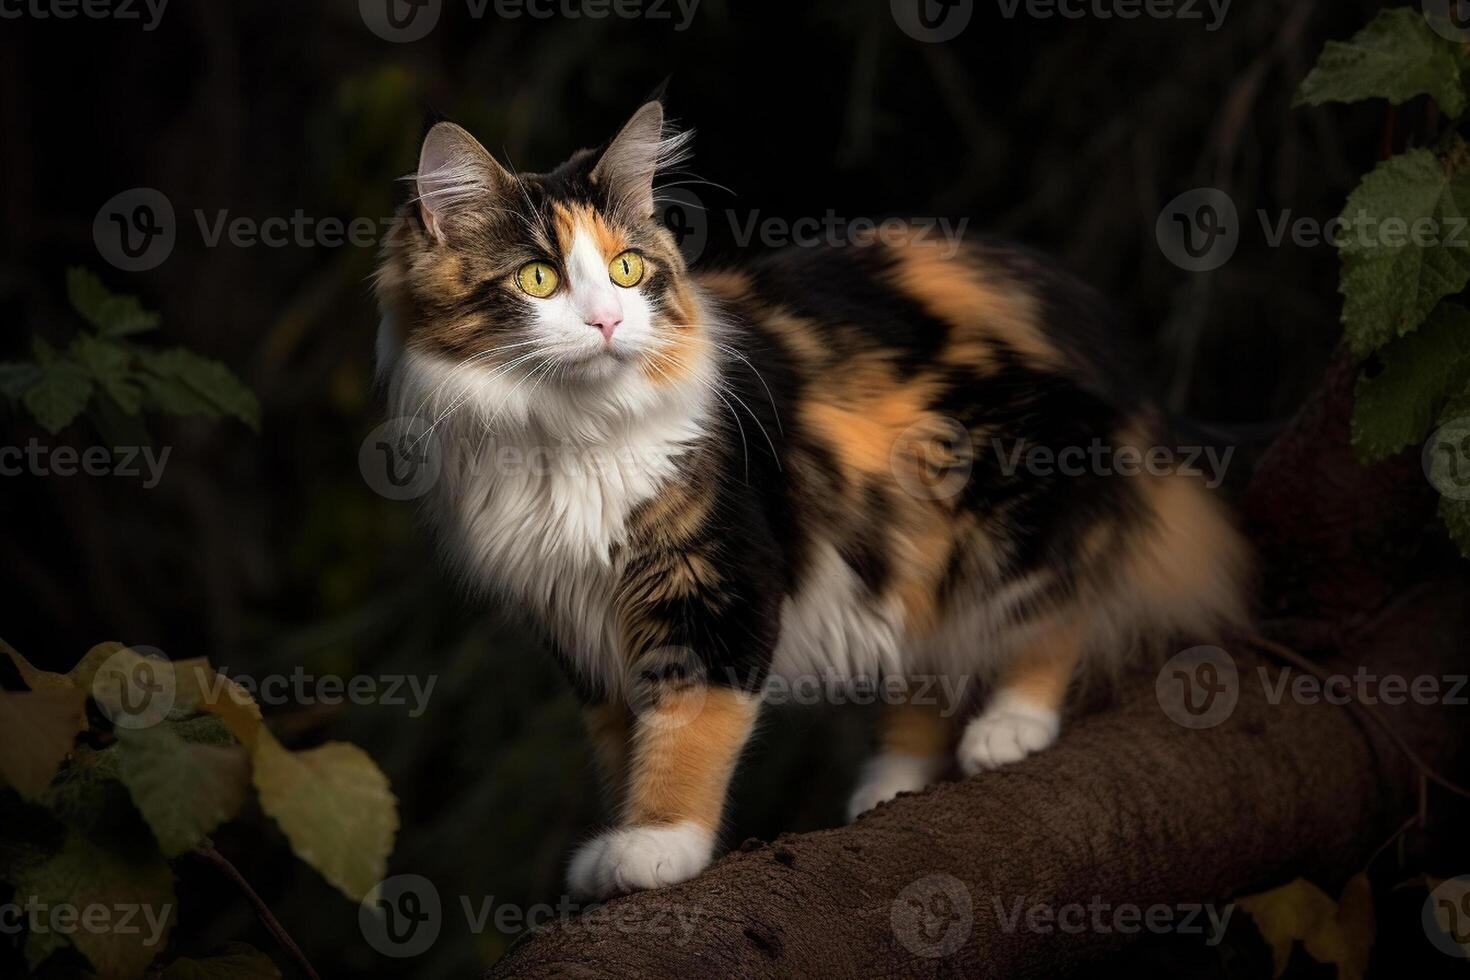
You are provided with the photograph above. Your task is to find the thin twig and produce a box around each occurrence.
[191,843,323,980]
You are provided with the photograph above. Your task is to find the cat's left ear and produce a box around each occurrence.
[591,101,689,220]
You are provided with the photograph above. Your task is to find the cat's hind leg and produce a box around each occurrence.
[957,615,1081,774]
[847,697,953,820]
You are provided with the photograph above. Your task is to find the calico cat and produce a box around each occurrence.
[374,101,1251,900]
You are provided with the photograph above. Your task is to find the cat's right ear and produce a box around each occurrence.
[415,122,512,244]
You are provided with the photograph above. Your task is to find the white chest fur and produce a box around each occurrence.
[387,345,711,695]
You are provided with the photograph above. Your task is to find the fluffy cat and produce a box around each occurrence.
[374,101,1250,901]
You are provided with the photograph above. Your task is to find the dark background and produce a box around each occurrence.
[0,0,1424,975]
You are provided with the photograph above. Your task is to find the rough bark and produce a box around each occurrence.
[486,352,1470,979]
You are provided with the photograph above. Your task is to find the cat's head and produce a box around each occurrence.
[376,101,707,396]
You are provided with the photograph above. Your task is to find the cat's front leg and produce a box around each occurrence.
[568,665,759,900]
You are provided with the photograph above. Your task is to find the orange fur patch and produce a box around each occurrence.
[624,687,759,830]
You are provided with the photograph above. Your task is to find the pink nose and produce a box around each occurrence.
[586,311,622,342]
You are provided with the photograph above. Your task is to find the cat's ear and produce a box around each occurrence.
[591,101,690,220]
[415,122,513,244]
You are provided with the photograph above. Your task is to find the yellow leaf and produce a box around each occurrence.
[1238,874,1375,980]
[0,637,75,691]
[251,731,398,901]
[0,687,88,798]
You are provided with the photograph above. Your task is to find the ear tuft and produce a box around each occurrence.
[591,102,692,220]
[415,122,511,243]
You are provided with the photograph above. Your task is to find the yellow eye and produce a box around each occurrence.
[516,261,559,298]
[608,250,645,288]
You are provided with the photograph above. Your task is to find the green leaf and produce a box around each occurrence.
[71,336,141,416]
[252,732,398,901]
[1432,385,1470,557]
[66,268,160,337]
[1295,7,1469,117]
[0,688,87,799]
[161,944,282,980]
[115,726,249,857]
[23,359,93,434]
[138,348,260,431]
[1338,147,1470,356]
[1353,303,1470,461]
[10,831,176,980]
[0,360,41,398]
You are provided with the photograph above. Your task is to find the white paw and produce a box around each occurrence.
[958,695,1060,775]
[847,753,943,821]
[566,821,712,900]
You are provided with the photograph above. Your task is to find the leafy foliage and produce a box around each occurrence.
[1352,303,1470,460]
[0,269,259,435]
[0,639,398,978]
[1295,8,1469,118]
[1237,874,1375,980]
[1298,7,1470,555]
[1336,148,1470,357]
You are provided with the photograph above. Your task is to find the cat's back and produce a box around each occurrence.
[696,233,1147,417]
